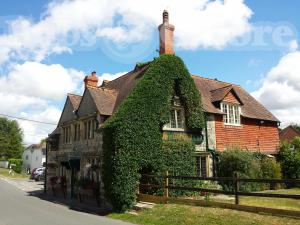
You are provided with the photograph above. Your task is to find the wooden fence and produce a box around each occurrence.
[138,173,300,218]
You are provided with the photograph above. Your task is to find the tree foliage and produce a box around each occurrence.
[8,158,23,173]
[278,137,300,180]
[0,117,23,159]
[217,148,281,191]
[102,55,204,211]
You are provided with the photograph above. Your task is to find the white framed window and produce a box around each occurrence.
[220,102,241,125]
[164,108,185,131]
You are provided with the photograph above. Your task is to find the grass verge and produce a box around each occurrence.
[209,188,300,211]
[0,168,29,179]
[108,204,300,225]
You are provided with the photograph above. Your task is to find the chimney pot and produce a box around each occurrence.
[163,10,169,23]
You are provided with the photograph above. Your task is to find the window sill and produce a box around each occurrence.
[224,123,242,127]
[163,128,185,132]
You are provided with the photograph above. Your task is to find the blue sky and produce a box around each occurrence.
[0,0,299,144]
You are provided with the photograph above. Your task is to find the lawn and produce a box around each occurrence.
[210,188,300,211]
[0,168,29,179]
[108,204,300,225]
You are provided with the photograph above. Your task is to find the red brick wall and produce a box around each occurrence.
[223,92,240,104]
[214,115,279,154]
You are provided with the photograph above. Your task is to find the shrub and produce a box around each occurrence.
[103,55,204,211]
[8,158,22,173]
[217,148,281,191]
[259,156,282,189]
[278,138,300,182]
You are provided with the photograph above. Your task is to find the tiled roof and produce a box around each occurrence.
[192,76,279,122]
[280,125,300,142]
[104,64,150,112]
[68,94,82,110]
[67,64,278,123]
[211,85,235,103]
[87,86,118,115]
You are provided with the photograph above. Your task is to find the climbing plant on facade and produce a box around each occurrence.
[103,54,204,211]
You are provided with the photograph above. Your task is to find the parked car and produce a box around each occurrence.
[35,169,45,181]
[32,167,45,181]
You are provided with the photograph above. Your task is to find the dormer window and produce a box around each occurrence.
[220,102,241,125]
[164,96,185,131]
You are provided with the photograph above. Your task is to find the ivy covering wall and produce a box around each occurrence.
[102,54,204,211]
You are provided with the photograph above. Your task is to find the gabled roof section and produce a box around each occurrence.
[210,85,243,104]
[280,125,300,142]
[192,75,279,122]
[87,86,118,115]
[68,93,82,110]
[58,94,81,125]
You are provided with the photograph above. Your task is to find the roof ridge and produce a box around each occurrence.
[108,71,133,83]
[192,75,240,87]
[87,85,118,94]
[288,125,300,135]
[67,93,82,97]
[108,63,150,84]
[210,84,233,92]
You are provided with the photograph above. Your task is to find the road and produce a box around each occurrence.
[0,178,132,225]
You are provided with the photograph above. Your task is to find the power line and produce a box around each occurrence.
[0,113,57,126]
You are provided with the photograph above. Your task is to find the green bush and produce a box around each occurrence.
[8,158,22,173]
[103,55,204,211]
[278,138,300,182]
[217,148,281,191]
[161,141,197,197]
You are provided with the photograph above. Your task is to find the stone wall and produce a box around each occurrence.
[196,114,217,152]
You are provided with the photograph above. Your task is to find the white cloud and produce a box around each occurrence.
[0,62,84,100]
[0,61,85,145]
[0,93,47,115]
[252,51,300,126]
[18,107,61,145]
[0,0,252,64]
[289,39,298,52]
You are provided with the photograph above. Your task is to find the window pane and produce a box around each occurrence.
[170,110,176,128]
[201,157,207,177]
[176,110,184,128]
[222,104,228,123]
[228,105,234,124]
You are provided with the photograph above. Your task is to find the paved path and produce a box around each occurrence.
[0,178,132,225]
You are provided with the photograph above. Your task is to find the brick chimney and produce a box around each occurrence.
[158,10,175,55]
[84,71,98,88]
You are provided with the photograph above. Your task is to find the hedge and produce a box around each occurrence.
[217,148,281,191]
[8,158,23,173]
[103,54,204,211]
[278,137,300,181]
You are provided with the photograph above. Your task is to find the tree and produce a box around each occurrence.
[278,137,300,180]
[0,117,24,159]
